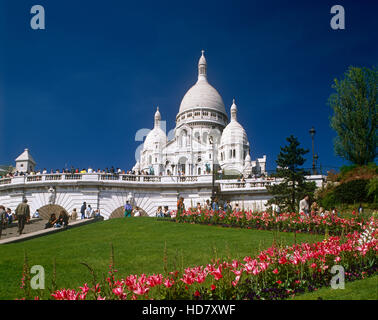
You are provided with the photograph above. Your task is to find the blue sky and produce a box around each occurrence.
[0,0,377,173]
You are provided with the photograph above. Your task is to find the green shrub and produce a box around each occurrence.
[366,177,378,203]
[333,179,372,204]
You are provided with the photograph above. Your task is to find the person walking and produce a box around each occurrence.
[15,198,30,235]
[80,202,87,219]
[124,201,133,218]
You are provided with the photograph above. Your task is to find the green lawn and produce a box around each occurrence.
[0,217,323,300]
[291,274,378,300]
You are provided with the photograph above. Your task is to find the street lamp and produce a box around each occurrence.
[209,136,216,203]
[309,127,317,175]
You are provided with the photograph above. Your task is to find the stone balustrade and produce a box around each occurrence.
[0,173,325,191]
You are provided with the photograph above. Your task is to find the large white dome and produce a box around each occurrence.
[179,80,226,114]
[178,51,226,116]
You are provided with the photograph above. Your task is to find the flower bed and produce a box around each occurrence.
[40,225,377,300]
[175,209,375,236]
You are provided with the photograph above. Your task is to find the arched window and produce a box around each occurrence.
[233,149,236,158]
[198,167,201,175]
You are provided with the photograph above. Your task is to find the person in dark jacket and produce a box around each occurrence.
[80,202,87,219]
[15,198,30,235]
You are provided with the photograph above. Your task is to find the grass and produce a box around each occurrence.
[291,274,378,300]
[0,217,324,300]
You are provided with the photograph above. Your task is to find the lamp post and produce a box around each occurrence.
[309,127,317,175]
[209,136,215,204]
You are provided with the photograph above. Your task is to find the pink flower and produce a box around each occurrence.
[211,266,223,281]
[163,278,174,288]
[272,268,279,274]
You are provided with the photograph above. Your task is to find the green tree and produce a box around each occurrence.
[328,66,377,165]
[0,165,14,177]
[267,135,316,212]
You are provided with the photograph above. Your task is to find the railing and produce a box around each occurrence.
[0,178,11,185]
[65,174,82,180]
[0,173,325,189]
[219,179,277,190]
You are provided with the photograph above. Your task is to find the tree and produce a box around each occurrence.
[267,135,316,212]
[328,66,377,165]
[0,165,14,177]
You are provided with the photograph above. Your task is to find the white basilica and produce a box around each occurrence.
[135,51,267,177]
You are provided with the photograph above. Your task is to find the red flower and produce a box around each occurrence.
[210,284,216,291]
[194,290,200,297]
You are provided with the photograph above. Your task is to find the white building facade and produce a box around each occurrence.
[136,51,266,177]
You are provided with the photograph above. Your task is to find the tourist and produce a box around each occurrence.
[156,206,164,218]
[32,209,40,218]
[319,207,326,217]
[234,203,241,213]
[80,202,87,219]
[124,201,132,218]
[310,201,319,215]
[196,202,202,213]
[86,205,93,219]
[177,197,185,217]
[6,208,13,224]
[203,199,210,210]
[45,213,57,229]
[224,200,232,213]
[134,207,141,217]
[57,210,69,228]
[71,208,77,220]
[0,205,6,238]
[163,206,171,218]
[212,198,219,211]
[358,203,363,215]
[299,195,310,215]
[15,198,30,235]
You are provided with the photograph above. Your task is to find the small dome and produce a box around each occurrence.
[143,127,167,151]
[143,107,167,151]
[220,121,249,146]
[220,99,249,146]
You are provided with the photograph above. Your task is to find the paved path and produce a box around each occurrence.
[0,217,103,245]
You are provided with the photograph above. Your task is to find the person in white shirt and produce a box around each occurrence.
[88,167,93,173]
[85,205,93,218]
[32,209,40,218]
[299,195,310,215]
[134,207,141,217]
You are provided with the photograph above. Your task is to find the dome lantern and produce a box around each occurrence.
[231,98,237,121]
[198,50,207,81]
[154,106,161,128]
